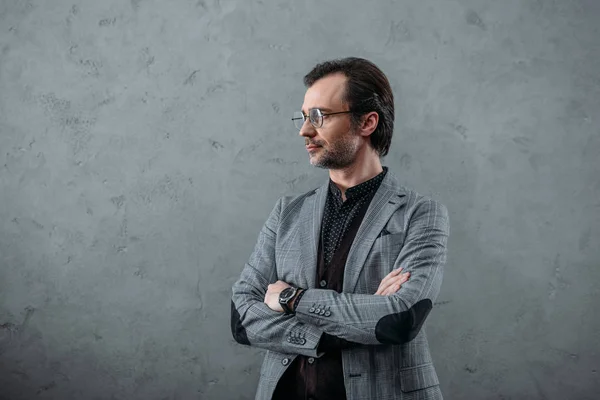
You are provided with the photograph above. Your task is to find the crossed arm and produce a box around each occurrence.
[230,196,449,356]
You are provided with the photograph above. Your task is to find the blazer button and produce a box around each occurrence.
[287,337,291,343]
[300,338,306,345]
[308,357,315,364]
[319,280,327,287]
[282,358,290,366]
[319,309,325,316]
[324,311,331,317]
[315,308,321,314]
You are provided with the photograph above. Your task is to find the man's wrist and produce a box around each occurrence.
[279,286,298,314]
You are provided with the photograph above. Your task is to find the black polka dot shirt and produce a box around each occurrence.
[321,166,388,267]
[273,167,388,400]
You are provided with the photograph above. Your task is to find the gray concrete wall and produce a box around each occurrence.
[1,0,599,399]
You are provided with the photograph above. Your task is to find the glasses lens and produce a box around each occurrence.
[309,109,323,128]
[293,111,305,130]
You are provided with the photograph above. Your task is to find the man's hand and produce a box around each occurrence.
[375,267,410,295]
[264,269,408,311]
[264,280,291,312]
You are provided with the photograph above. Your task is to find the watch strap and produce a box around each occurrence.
[280,287,297,314]
[291,288,306,313]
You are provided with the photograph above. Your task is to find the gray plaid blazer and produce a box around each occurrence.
[231,169,449,400]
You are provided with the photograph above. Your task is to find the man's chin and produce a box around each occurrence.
[309,155,325,168]
[310,159,333,169]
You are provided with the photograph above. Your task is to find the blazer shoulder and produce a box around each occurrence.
[393,184,449,217]
[279,186,320,210]
[383,169,446,207]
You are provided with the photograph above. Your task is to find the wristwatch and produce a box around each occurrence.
[279,286,298,314]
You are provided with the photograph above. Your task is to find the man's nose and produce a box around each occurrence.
[299,120,316,138]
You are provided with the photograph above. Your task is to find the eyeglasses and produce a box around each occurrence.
[291,108,353,130]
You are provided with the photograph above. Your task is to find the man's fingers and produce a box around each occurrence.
[378,267,403,288]
[376,272,410,295]
[376,280,392,295]
[381,283,397,296]
[377,273,406,294]
[382,283,401,296]
[386,274,410,295]
[387,267,403,279]
[399,272,410,284]
[383,276,407,295]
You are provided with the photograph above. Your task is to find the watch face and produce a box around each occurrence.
[280,287,295,302]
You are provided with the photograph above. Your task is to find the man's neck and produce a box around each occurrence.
[329,156,383,201]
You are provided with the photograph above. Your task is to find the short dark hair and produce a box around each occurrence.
[303,57,395,157]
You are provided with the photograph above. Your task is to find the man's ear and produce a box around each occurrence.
[359,111,379,137]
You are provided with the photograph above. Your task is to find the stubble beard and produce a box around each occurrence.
[310,132,360,170]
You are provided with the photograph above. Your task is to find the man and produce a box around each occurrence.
[231,57,450,400]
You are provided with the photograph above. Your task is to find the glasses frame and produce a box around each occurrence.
[291,108,353,130]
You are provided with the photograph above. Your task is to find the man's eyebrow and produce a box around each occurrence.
[300,106,333,113]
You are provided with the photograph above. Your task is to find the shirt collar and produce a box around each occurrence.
[328,166,388,202]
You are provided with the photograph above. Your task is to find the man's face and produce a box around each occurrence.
[299,73,361,169]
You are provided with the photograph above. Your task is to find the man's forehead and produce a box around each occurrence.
[301,73,347,112]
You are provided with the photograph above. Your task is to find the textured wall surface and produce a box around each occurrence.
[1,0,599,399]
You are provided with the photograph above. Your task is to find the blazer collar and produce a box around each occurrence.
[299,169,407,291]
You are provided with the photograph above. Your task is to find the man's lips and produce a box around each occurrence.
[306,144,321,150]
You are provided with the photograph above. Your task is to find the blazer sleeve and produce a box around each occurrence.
[230,197,326,357]
[294,199,450,345]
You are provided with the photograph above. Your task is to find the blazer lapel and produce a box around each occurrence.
[297,183,328,289]
[343,172,407,293]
